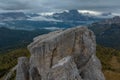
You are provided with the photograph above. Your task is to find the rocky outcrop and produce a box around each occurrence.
[16,26,105,80]
[16,57,29,80]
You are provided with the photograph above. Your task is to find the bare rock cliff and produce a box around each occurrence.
[16,27,105,80]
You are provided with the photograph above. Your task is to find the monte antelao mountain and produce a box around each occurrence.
[15,27,105,80]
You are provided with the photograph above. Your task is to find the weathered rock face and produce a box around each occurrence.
[16,27,105,80]
[16,57,29,80]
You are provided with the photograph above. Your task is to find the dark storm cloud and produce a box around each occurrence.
[0,0,120,12]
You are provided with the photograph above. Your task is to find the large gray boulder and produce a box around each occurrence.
[16,26,105,80]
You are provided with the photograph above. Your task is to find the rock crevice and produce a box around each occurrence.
[16,26,105,80]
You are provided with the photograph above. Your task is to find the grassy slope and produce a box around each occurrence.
[96,45,120,80]
[0,48,30,79]
[0,45,120,80]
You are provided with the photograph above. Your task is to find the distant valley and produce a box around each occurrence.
[0,27,50,53]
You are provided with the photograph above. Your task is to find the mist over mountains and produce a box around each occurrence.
[0,9,120,51]
[0,0,120,80]
[0,9,117,30]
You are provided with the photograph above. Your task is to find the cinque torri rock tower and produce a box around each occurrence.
[16,27,105,80]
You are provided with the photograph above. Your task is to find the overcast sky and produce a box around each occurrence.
[0,0,120,13]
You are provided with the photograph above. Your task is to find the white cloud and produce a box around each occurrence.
[78,10,102,16]
[28,15,62,22]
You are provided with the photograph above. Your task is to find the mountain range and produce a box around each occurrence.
[0,13,120,51]
[0,10,120,52]
[89,16,120,49]
[0,10,112,30]
[0,10,120,80]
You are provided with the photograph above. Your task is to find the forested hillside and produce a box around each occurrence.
[0,48,30,80]
[89,16,120,50]
[0,27,50,53]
